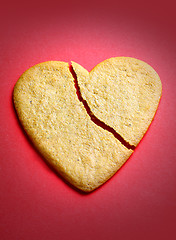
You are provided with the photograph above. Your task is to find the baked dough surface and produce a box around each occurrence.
[72,57,162,147]
[13,58,162,192]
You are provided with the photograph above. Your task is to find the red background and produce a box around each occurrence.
[0,1,176,239]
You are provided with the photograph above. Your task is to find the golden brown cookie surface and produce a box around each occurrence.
[72,57,162,147]
[13,58,162,192]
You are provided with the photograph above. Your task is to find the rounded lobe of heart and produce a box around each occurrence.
[13,61,133,192]
[72,57,162,147]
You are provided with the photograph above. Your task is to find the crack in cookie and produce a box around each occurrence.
[70,65,135,150]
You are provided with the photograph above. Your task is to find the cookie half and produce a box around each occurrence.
[13,61,133,192]
[72,57,162,147]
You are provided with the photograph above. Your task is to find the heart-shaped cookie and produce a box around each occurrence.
[13,58,162,192]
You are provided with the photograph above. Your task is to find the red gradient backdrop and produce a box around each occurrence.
[0,1,176,240]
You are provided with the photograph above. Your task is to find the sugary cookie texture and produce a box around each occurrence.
[72,57,162,147]
[13,58,162,192]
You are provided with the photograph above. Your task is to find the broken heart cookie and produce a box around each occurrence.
[13,58,162,192]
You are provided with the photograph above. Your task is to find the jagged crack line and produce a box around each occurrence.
[69,65,135,151]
